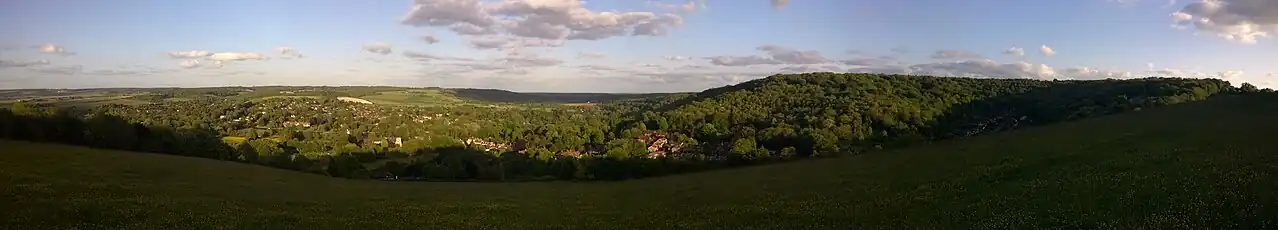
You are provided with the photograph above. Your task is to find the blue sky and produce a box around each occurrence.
[2,0,1276,92]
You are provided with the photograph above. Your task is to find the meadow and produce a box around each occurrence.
[3,94,1278,229]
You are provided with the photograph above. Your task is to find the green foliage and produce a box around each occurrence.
[0,74,1240,181]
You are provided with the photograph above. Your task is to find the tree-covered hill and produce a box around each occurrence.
[628,73,1232,158]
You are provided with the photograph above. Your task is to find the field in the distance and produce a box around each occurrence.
[4,94,1278,229]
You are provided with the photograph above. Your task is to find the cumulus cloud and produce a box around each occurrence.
[179,60,202,69]
[168,50,213,59]
[277,46,303,58]
[467,36,562,55]
[707,45,828,66]
[577,64,617,72]
[1108,0,1142,7]
[37,44,74,55]
[421,35,441,44]
[1150,68,1198,77]
[771,0,792,9]
[402,51,476,61]
[577,51,605,59]
[931,49,984,59]
[1060,67,1133,80]
[840,56,895,66]
[401,0,686,45]
[1003,47,1025,56]
[648,0,699,13]
[707,55,781,66]
[363,43,394,55]
[165,50,265,68]
[664,54,695,60]
[0,59,51,68]
[32,65,84,75]
[780,65,842,73]
[1039,45,1056,56]
[849,65,910,75]
[1171,0,1278,44]
[1215,70,1245,81]
[499,55,563,67]
[909,59,1057,79]
[209,52,268,61]
[757,45,829,64]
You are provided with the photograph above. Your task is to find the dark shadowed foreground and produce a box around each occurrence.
[4,95,1278,229]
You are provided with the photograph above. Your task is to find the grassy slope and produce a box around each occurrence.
[5,94,1278,229]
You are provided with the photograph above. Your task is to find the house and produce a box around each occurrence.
[283,121,311,127]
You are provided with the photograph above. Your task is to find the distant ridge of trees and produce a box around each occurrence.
[0,73,1247,181]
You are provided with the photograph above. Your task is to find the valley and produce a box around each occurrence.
[4,92,1278,228]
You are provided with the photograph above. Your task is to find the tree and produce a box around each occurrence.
[235,142,259,163]
[1241,83,1260,93]
[730,138,757,158]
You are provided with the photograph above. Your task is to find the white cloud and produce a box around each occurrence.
[400,0,686,47]
[1171,0,1278,44]
[37,44,74,55]
[648,0,699,14]
[32,65,84,75]
[277,46,303,58]
[1039,45,1056,56]
[910,59,1057,79]
[1003,46,1025,56]
[363,43,394,55]
[757,45,829,64]
[707,45,829,66]
[1060,67,1133,80]
[780,65,842,73]
[849,65,910,75]
[707,55,781,66]
[467,36,562,56]
[208,52,268,61]
[178,60,202,69]
[402,51,476,61]
[664,55,692,61]
[1215,70,1244,81]
[421,35,441,44]
[771,0,792,9]
[931,49,984,59]
[168,50,213,59]
[499,55,564,67]
[839,56,896,66]
[577,51,605,59]
[0,59,51,68]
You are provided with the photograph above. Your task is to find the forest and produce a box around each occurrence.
[0,73,1253,181]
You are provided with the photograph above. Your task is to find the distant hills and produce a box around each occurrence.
[0,86,683,106]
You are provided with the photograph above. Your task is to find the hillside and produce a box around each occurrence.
[625,74,1230,157]
[5,94,1278,229]
[0,74,1243,182]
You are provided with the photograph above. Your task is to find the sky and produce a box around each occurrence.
[2,0,1278,93]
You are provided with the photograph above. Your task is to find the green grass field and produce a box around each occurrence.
[4,94,1278,229]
